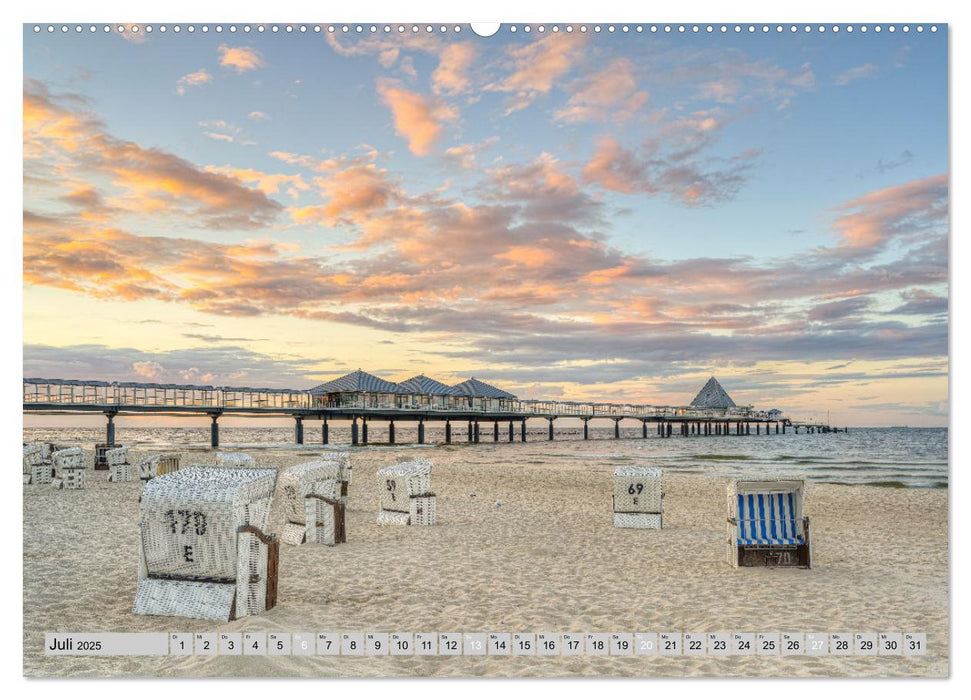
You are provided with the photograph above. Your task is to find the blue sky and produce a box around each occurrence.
[23,24,949,424]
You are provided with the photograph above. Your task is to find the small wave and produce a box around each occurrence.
[693,454,752,461]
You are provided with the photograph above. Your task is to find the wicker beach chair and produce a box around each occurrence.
[216,451,256,467]
[94,443,121,470]
[107,446,133,482]
[613,466,664,529]
[52,447,86,489]
[23,444,53,485]
[138,453,182,482]
[376,458,436,526]
[138,455,160,481]
[278,459,347,546]
[727,479,812,568]
[325,451,352,504]
[157,453,181,476]
[132,466,280,621]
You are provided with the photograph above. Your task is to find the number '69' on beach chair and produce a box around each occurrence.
[727,479,812,568]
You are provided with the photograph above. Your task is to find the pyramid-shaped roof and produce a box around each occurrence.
[309,369,406,395]
[451,377,517,399]
[690,377,736,409]
[398,374,459,395]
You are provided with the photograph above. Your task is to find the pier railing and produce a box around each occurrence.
[22,377,784,422]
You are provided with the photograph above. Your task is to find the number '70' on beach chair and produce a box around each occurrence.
[727,479,812,568]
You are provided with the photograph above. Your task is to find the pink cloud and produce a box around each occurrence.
[376,80,458,156]
[217,44,265,73]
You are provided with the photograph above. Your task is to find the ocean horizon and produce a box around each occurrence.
[24,425,947,490]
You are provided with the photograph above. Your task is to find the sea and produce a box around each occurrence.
[23,425,948,489]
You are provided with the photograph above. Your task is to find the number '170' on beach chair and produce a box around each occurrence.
[727,479,812,568]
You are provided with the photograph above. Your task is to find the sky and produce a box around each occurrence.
[22,23,949,426]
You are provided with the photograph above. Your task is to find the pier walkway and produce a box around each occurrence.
[23,377,818,448]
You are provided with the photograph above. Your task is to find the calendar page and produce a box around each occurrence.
[21,13,949,680]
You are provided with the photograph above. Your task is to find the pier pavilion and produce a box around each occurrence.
[23,372,825,448]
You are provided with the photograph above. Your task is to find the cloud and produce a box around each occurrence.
[132,360,165,378]
[24,343,320,388]
[432,43,477,95]
[889,289,948,316]
[248,111,270,121]
[486,33,587,114]
[443,136,500,170]
[553,58,648,123]
[877,149,915,174]
[175,69,212,96]
[24,80,282,229]
[204,165,309,200]
[217,44,265,73]
[836,63,877,85]
[829,174,948,257]
[376,80,458,156]
[583,134,758,206]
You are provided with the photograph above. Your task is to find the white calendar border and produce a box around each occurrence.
[6,0,964,697]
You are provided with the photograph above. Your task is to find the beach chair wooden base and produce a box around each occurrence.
[377,510,411,525]
[109,463,134,482]
[377,494,436,526]
[728,518,812,568]
[60,469,85,490]
[133,525,279,621]
[410,494,436,526]
[613,512,662,529]
[30,464,55,485]
[94,443,116,470]
[301,495,346,546]
[157,455,181,476]
[280,523,306,546]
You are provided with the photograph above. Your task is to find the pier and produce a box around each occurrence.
[22,373,833,448]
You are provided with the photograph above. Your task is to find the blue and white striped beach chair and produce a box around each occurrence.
[727,479,812,568]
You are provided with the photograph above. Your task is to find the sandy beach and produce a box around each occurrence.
[22,443,949,678]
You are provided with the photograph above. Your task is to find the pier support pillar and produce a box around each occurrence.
[389,420,395,444]
[509,420,514,442]
[583,419,590,440]
[468,420,473,442]
[756,423,760,435]
[776,423,779,434]
[105,412,116,445]
[474,421,480,444]
[494,421,499,442]
[666,422,672,438]
[209,413,219,448]
[521,420,527,442]
[445,420,451,444]
[351,418,359,445]
[418,419,425,444]
[782,423,786,434]
[322,419,329,445]
[642,420,647,439]
[614,419,620,439]
[362,419,368,444]
[548,418,555,441]
[294,416,304,445]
